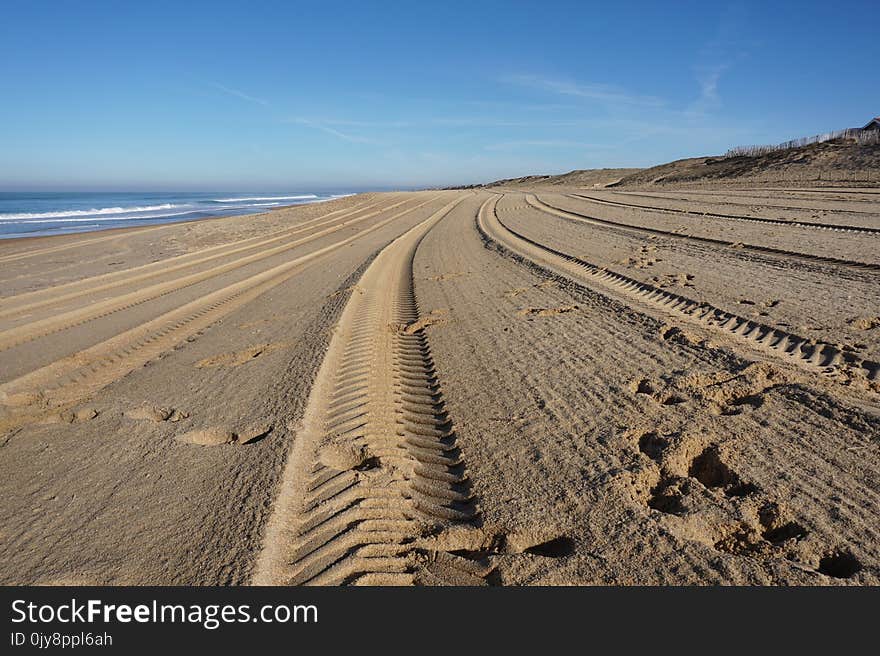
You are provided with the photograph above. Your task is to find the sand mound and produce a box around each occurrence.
[612,140,880,188]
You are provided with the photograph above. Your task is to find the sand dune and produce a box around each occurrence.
[0,187,878,585]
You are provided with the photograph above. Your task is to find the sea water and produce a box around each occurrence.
[0,191,356,239]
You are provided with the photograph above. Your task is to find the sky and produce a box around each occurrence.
[0,0,878,190]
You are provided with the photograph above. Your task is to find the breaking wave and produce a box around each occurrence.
[0,203,186,221]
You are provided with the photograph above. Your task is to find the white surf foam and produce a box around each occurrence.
[0,203,186,221]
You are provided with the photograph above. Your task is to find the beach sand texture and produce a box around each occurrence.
[1,186,878,585]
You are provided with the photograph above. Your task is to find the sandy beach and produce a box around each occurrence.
[0,184,877,586]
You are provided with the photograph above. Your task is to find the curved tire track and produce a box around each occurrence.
[573,192,880,235]
[0,197,425,352]
[478,195,879,385]
[0,196,384,318]
[617,189,880,216]
[0,196,446,433]
[528,194,880,273]
[764,188,880,196]
[254,196,486,587]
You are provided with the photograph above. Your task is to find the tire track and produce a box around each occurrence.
[0,196,392,321]
[0,195,447,433]
[622,187,880,206]
[767,188,880,196]
[0,195,382,315]
[254,196,486,586]
[529,194,880,273]
[617,190,880,217]
[0,224,170,266]
[478,195,879,385]
[0,197,422,352]
[666,187,880,205]
[573,193,880,235]
[0,197,380,270]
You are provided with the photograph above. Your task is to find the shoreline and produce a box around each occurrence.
[0,201,329,252]
[0,194,358,243]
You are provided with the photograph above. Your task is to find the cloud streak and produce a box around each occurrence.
[687,6,750,115]
[210,82,270,107]
[502,74,666,108]
[286,117,380,144]
[688,64,728,115]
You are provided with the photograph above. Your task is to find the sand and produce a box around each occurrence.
[487,140,880,189]
[0,187,877,585]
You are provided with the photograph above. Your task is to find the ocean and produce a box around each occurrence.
[0,191,356,239]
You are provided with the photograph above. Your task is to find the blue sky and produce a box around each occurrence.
[1,0,877,190]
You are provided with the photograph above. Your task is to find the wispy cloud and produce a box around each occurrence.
[689,64,728,115]
[286,117,380,144]
[502,74,666,108]
[210,82,270,107]
[687,5,750,115]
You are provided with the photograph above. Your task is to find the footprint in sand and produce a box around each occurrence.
[506,281,559,298]
[396,309,449,334]
[505,527,575,557]
[195,342,288,368]
[504,287,529,298]
[625,429,853,575]
[518,305,578,317]
[631,363,785,416]
[176,423,273,447]
[40,407,99,425]
[237,422,273,444]
[850,316,880,331]
[413,524,573,558]
[619,256,661,268]
[126,404,189,423]
[628,377,687,406]
[427,272,467,282]
[176,427,236,446]
[651,273,694,289]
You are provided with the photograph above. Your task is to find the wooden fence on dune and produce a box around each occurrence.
[725,128,880,158]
